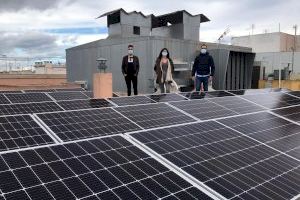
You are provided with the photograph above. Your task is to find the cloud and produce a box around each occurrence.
[0,0,62,12]
[0,0,299,59]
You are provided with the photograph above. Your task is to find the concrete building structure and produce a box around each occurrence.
[34,61,66,75]
[67,9,255,93]
[232,32,300,79]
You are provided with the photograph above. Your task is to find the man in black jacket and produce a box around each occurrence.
[122,44,140,96]
[192,44,215,91]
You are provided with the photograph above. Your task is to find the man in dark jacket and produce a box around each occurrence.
[192,44,215,91]
[122,44,140,96]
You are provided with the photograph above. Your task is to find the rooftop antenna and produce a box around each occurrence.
[251,24,255,35]
[217,27,230,44]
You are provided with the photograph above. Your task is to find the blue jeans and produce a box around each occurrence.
[196,76,209,91]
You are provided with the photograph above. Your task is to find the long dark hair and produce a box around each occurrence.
[158,48,170,60]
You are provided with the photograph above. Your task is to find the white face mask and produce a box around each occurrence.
[200,48,207,54]
[128,49,133,55]
[162,51,168,57]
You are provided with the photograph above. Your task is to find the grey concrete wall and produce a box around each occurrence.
[66,36,253,93]
[183,13,200,41]
[107,11,152,38]
[255,52,300,75]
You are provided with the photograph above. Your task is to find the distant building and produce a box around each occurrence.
[67,9,254,92]
[232,32,300,80]
[34,61,66,75]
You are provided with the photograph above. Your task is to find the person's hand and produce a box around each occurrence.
[124,74,127,77]
[192,76,195,81]
[209,76,213,82]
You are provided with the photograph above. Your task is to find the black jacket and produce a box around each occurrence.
[122,55,140,75]
[192,52,215,76]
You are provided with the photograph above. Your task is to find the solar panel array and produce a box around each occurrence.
[0,115,54,152]
[37,108,141,141]
[0,88,299,200]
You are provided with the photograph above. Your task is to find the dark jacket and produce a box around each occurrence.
[122,55,140,75]
[154,58,174,84]
[192,52,215,76]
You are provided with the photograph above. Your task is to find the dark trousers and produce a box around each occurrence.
[125,74,138,96]
[196,76,209,91]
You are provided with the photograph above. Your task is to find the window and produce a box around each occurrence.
[133,26,140,35]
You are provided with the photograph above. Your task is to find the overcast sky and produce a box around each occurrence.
[0,0,299,60]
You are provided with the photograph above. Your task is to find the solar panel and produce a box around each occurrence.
[5,93,53,103]
[82,91,93,98]
[108,95,156,106]
[219,112,300,160]
[48,91,89,101]
[181,91,234,99]
[239,92,300,109]
[57,99,113,110]
[170,99,237,120]
[0,94,10,105]
[208,96,266,114]
[130,121,300,200]
[228,88,290,96]
[272,105,300,123]
[147,93,188,102]
[0,102,63,116]
[55,88,85,92]
[115,103,196,129]
[37,108,141,141]
[0,136,213,200]
[23,89,56,93]
[0,91,23,94]
[286,91,300,98]
[0,114,54,152]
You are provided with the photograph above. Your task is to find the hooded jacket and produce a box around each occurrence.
[192,52,215,76]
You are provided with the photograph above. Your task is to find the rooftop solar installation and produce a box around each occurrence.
[0,135,214,200]
[208,96,266,114]
[0,89,299,199]
[23,89,57,93]
[181,91,234,99]
[5,93,53,104]
[130,121,300,200]
[0,102,63,116]
[108,95,156,106]
[115,103,197,129]
[170,99,237,120]
[0,91,23,94]
[0,114,54,152]
[48,91,89,101]
[55,88,85,92]
[57,99,113,110]
[37,108,141,141]
[0,94,10,105]
[219,111,300,158]
[147,93,188,102]
[285,90,300,98]
[272,105,300,123]
[239,92,300,109]
[228,88,291,96]
[81,91,93,98]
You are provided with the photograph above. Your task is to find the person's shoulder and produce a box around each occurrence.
[122,55,128,59]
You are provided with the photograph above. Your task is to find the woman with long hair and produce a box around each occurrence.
[154,48,175,93]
